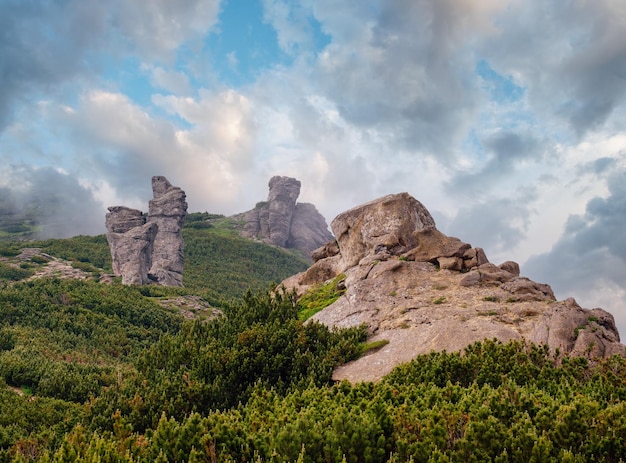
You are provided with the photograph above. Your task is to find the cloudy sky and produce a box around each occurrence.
[2,0,626,332]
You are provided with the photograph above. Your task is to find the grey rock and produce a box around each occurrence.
[106,219,157,285]
[501,277,556,302]
[281,192,625,382]
[105,206,146,233]
[462,247,489,269]
[438,256,464,271]
[331,193,436,269]
[311,240,340,262]
[146,176,187,286]
[499,260,520,276]
[234,176,333,256]
[267,176,301,247]
[288,203,334,254]
[459,263,517,287]
[105,176,187,286]
[403,228,472,263]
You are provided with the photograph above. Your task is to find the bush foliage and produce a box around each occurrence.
[1,226,626,461]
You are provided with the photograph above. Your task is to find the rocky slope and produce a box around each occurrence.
[282,192,624,382]
[233,176,333,256]
[105,176,187,286]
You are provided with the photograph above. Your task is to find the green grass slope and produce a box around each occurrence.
[0,212,310,301]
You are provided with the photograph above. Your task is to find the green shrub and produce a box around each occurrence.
[298,274,347,320]
[0,262,33,281]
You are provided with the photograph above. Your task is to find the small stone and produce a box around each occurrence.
[438,256,463,271]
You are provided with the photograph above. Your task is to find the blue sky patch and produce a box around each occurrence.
[476,59,525,103]
[204,0,289,87]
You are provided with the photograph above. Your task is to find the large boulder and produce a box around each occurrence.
[331,193,436,268]
[105,176,187,286]
[282,192,625,382]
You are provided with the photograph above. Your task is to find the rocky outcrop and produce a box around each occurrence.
[282,192,624,382]
[234,176,333,256]
[105,207,157,285]
[267,176,301,247]
[105,176,187,286]
[146,176,187,286]
[288,203,335,254]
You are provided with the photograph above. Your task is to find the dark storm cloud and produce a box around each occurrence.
[525,168,626,293]
[484,1,626,137]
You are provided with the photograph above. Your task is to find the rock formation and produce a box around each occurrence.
[146,176,188,286]
[234,176,333,256]
[282,192,624,382]
[105,176,187,286]
[105,207,157,286]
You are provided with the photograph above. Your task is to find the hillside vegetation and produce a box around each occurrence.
[0,212,310,301]
[1,216,626,461]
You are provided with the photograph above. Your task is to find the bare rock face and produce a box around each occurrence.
[235,176,333,256]
[106,220,157,285]
[331,193,436,268]
[282,192,624,382]
[267,176,301,247]
[288,203,335,254]
[105,177,187,286]
[146,176,187,286]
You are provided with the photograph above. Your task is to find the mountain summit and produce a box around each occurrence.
[283,192,624,382]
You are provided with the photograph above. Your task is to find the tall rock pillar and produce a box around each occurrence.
[146,176,188,286]
[105,207,157,285]
[267,176,301,247]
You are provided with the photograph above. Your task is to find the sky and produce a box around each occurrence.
[2,0,626,333]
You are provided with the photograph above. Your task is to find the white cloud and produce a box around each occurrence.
[149,67,192,95]
[262,0,318,55]
[110,0,222,61]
